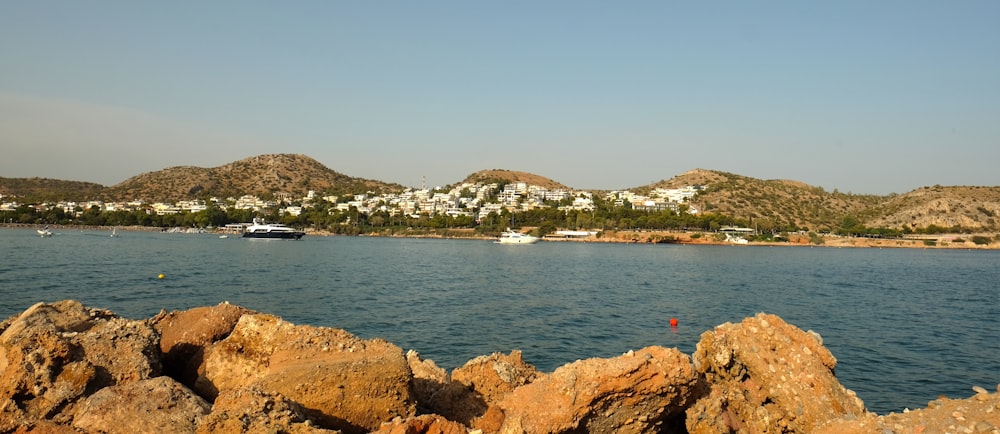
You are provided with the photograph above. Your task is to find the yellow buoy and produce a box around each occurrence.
[157,274,165,279]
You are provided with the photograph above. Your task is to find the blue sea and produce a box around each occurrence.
[1,227,997,414]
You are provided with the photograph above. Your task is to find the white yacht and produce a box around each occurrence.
[242,219,305,240]
[495,229,539,244]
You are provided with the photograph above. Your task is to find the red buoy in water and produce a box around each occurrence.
[669,317,679,327]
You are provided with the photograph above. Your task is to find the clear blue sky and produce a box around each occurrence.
[2,1,997,194]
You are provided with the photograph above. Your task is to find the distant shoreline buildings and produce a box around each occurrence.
[0,183,702,222]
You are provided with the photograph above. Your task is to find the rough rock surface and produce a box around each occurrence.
[71,376,210,434]
[0,300,161,430]
[485,346,702,433]
[406,350,541,427]
[10,421,83,433]
[452,350,539,405]
[194,313,415,433]
[151,301,254,385]
[370,414,471,434]
[687,312,868,433]
[407,349,451,405]
[406,349,486,425]
[196,384,334,434]
[814,386,1000,434]
[3,300,996,433]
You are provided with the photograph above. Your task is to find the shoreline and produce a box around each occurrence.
[7,222,997,249]
[339,228,1000,250]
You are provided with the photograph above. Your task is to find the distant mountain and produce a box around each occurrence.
[461,169,571,190]
[103,154,406,202]
[0,177,105,202]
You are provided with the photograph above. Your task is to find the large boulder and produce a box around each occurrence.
[150,302,254,386]
[194,313,415,433]
[72,376,211,434]
[484,346,702,433]
[687,313,868,433]
[0,300,161,430]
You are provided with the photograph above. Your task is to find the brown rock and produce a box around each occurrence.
[452,350,539,404]
[195,313,415,433]
[687,313,868,433]
[814,388,1000,434]
[406,350,490,426]
[196,385,334,433]
[72,376,210,434]
[10,420,85,433]
[0,300,161,429]
[370,414,471,434]
[488,346,702,433]
[151,302,254,386]
[406,349,450,405]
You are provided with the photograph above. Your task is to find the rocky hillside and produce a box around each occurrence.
[643,169,1000,231]
[859,185,1000,231]
[461,169,571,190]
[103,154,406,202]
[0,177,105,202]
[642,169,886,232]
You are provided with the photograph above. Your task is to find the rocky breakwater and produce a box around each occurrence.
[0,301,995,433]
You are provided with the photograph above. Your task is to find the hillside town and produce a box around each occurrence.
[1,182,702,223]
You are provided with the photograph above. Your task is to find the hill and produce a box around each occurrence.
[858,185,1000,231]
[638,169,884,232]
[639,169,999,232]
[0,177,106,202]
[103,154,406,202]
[461,169,571,190]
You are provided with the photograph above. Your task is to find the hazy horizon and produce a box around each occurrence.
[2,2,998,195]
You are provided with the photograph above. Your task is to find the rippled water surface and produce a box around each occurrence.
[1,228,997,413]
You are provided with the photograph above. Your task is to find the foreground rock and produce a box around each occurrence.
[814,385,1000,434]
[194,313,415,433]
[687,313,868,433]
[72,376,210,434]
[2,300,997,433]
[406,349,489,425]
[151,301,255,386]
[196,385,334,433]
[482,346,703,433]
[370,414,471,434]
[0,300,161,431]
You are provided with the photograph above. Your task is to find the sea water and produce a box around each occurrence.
[1,227,997,414]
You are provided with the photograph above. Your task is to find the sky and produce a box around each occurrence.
[1,1,997,195]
